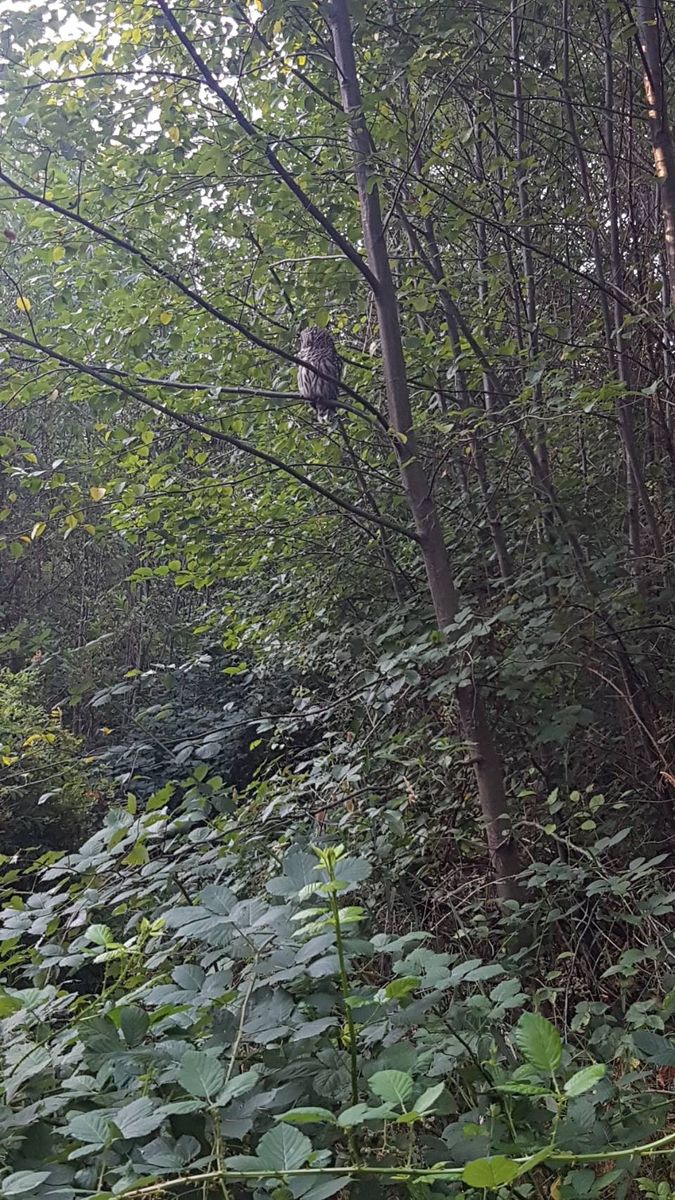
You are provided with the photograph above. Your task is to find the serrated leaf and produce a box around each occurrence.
[495,1082,552,1096]
[632,1031,675,1066]
[337,1103,394,1127]
[119,1006,149,1048]
[369,1069,414,1107]
[564,1064,606,1097]
[112,1097,165,1139]
[462,1157,520,1188]
[224,1155,263,1171]
[2,1172,51,1196]
[413,1083,445,1113]
[276,1107,336,1125]
[515,1013,562,1073]
[66,1111,112,1146]
[256,1124,312,1170]
[216,1069,259,1106]
[296,1177,352,1200]
[177,1050,225,1099]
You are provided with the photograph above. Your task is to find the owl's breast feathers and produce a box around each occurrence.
[298,335,342,412]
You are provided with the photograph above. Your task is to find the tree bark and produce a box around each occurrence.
[604,12,664,577]
[326,0,523,902]
[635,0,675,299]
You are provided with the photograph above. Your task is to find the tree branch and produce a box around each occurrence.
[0,167,387,430]
[156,0,379,291]
[0,325,417,544]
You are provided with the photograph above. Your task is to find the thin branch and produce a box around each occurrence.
[0,325,418,544]
[0,167,387,430]
[156,0,378,291]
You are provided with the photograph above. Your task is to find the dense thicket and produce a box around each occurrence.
[0,0,674,1197]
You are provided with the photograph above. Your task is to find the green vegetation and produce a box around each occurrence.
[0,0,673,1196]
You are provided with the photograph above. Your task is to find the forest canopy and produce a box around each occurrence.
[0,0,674,1198]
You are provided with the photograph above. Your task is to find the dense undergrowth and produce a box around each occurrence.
[1,0,675,1194]
[0,765,672,1200]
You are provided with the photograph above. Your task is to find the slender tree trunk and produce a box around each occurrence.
[327,0,523,901]
[635,0,675,298]
[603,12,664,578]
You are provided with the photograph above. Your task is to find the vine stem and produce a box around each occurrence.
[116,1128,675,1200]
[327,886,359,1109]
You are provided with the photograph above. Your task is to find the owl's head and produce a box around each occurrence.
[300,325,333,349]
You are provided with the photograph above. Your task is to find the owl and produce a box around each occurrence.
[297,326,342,419]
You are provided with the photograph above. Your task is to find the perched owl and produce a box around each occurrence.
[297,326,342,419]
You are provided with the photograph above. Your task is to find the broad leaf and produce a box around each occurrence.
[515,1013,562,1074]
[2,1173,51,1197]
[256,1124,313,1171]
[368,1069,415,1107]
[564,1065,606,1097]
[276,1108,336,1125]
[177,1050,225,1099]
[462,1157,520,1188]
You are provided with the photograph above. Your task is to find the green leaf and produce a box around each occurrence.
[368,1069,415,1107]
[0,990,22,1017]
[119,1005,149,1048]
[2,1172,51,1196]
[276,1107,336,1125]
[66,1111,112,1147]
[84,924,114,946]
[495,1081,552,1096]
[413,1083,445,1113]
[632,1031,675,1066]
[515,1013,562,1074]
[216,1069,260,1106]
[337,1103,395,1127]
[564,1064,606,1097]
[462,1157,520,1189]
[382,976,420,1001]
[112,1098,165,1139]
[256,1124,313,1171]
[294,1176,352,1200]
[177,1050,226,1099]
[224,1155,263,1171]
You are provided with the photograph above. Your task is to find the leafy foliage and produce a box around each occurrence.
[0,669,107,853]
[0,0,674,1195]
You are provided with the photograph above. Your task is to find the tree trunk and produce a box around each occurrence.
[604,11,664,578]
[635,0,675,299]
[326,0,523,902]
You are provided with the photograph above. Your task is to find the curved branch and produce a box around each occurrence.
[0,167,388,431]
[0,325,418,544]
[156,0,378,292]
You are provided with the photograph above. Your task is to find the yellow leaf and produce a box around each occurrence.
[550,1180,562,1200]
[16,296,31,312]
[167,126,180,144]
[30,521,46,540]
[297,54,307,66]
[253,0,263,10]
[89,486,106,501]
[158,310,172,325]
[52,246,65,263]
[84,524,96,534]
